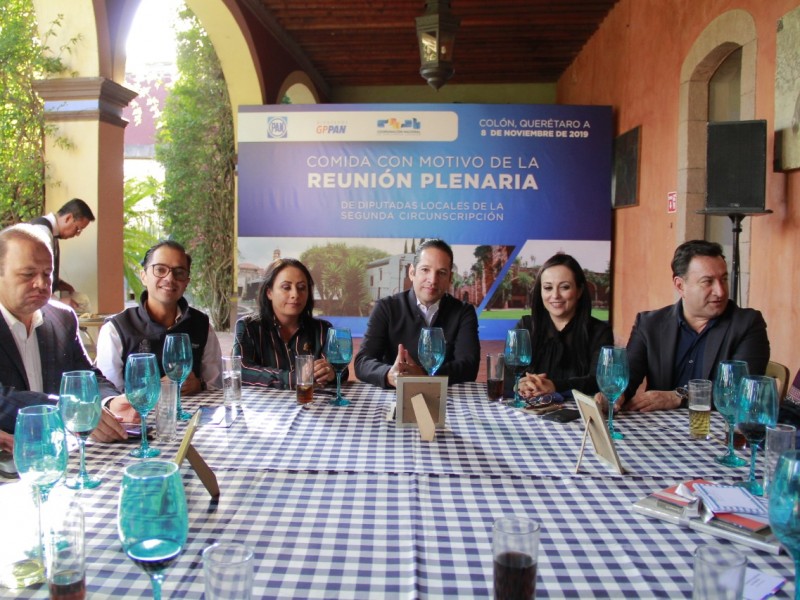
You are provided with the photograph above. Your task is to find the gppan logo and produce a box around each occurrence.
[267,117,288,138]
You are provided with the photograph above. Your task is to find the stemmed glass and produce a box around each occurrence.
[13,405,69,585]
[768,450,800,600]
[596,346,629,440]
[59,370,103,489]
[713,360,749,467]
[418,327,446,376]
[735,375,778,496]
[325,327,352,406]
[118,460,189,600]
[504,328,532,408]
[125,353,162,458]
[162,333,193,420]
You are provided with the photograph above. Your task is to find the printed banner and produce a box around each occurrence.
[237,103,613,339]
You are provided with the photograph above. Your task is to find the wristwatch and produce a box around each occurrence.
[674,386,689,408]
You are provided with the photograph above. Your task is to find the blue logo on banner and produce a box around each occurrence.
[267,117,288,138]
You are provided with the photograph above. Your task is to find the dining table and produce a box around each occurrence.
[2,381,795,598]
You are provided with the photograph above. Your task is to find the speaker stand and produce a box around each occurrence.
[697,209,772,305]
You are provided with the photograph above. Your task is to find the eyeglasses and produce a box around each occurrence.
[149,263,190,282]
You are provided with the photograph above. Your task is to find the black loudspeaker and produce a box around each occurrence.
[705,120,767,213]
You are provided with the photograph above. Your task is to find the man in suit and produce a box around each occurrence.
[30,198,95,295]
[608,239,770,413]
[0,224,132,452]
[355,238,480,388]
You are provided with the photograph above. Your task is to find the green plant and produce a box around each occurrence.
[123,177,160,300]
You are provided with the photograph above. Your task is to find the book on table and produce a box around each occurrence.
[632,478,781,554]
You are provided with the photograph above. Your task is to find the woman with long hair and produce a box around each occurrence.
[234,258,343,389]
[512,253,613,398]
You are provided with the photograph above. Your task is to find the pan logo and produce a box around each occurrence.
[267,116,288,138]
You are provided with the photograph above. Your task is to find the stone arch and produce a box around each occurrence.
[677,9,757,302]
[277,71,321,104]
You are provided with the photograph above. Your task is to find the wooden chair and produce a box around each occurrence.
[766,360,790,400]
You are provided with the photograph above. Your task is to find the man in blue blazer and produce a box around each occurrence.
[355,239,480,389]
[0,224,132,451]
[609,240,769,413]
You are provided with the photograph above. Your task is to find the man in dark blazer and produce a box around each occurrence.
[611,239,769,413]
[0,224,132,452]
[355,239,480,389]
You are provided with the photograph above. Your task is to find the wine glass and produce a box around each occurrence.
[125,353,162,458]
[418,327,446,376]
[59,370,102,489]
[735,375,778,496]
[713,360,749,467]
[325,327,352,406]
[768,450,800,600]
[162,333,193,420]
[13,405,69,585]
[596,346,629,440]
[118,460,189,600]
[504,328,532,409]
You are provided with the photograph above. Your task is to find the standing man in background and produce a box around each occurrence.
[30,198,95,296]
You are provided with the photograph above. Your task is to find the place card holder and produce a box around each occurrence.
[573,390,625,475]
[395,376,448,438]
[174,411,220,498]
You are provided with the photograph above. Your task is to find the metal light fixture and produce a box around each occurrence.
[416,1,460,90]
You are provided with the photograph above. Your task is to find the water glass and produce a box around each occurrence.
[222,355,242,407]
[486,353,505,401]
[418,327,446,376]
[493,517,539,600]
[764,424,796,497]
[692,544,746,599]
[688,379,712,440]
[156,380,178,443]
[0,483,43,589]
[203,542,254,600]
[45,498,85,600]
[295,355,314,404]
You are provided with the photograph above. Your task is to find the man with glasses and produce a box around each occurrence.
[30,198,95,296]
[95,240,222,403]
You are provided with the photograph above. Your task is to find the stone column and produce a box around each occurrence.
[33,77,137,314]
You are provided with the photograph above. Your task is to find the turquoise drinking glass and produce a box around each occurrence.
[125,353,161,458]
[504,328,532,408]
[162,333,193,420]
[118,460,189,600]
[735,375,778,496]
[418,327,446,376]
[59,370,102,489]
[713,360,749,467]
[768,450,800,600]
[325,327,352,406]
[596,345,629,440]
[13,405,69,585]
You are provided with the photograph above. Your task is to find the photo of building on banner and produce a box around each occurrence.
[236,104,613,339]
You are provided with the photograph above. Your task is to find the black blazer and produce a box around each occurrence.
[0,300,119,432]
[355,290,480,388]
[625,300,770,401]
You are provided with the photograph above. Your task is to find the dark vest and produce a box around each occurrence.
[108,292,209,379]
[30,216,59,292]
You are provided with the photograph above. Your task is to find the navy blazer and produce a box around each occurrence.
[625,300,770,401]
[0,300,119,432]
[355,290,480,388]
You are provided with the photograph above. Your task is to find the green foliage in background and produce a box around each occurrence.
[301,243,389,316]
[123,177,160,300]
[155,9,235,330]
[0,0,76,226]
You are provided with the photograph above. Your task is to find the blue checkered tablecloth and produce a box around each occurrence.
[2,382,795,598]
